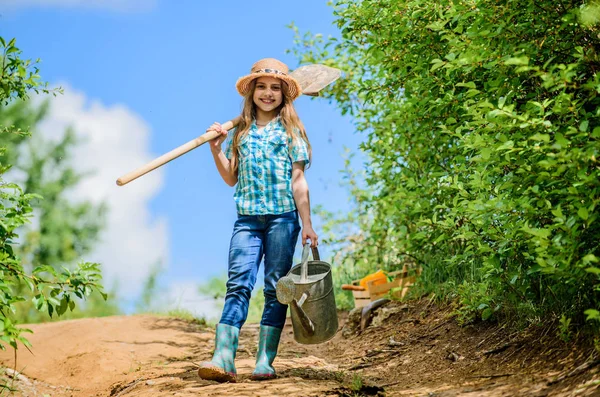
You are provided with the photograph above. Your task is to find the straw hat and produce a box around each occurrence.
[235,58,302,100]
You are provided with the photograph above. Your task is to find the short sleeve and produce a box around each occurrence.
[289,129,310,167]
[223,128,236,159]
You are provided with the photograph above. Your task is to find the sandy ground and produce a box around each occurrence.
[1,300,599,396]
[0,316,344,397]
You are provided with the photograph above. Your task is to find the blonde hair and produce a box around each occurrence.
[229,79,312,175]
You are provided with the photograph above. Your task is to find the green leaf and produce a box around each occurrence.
[426,20,448,31]
[57,298,68,316]
[530,133,550,142]
[505,56,529,65]
[497,140,514,151]
[480,148,491,160]
[584,309,600,322]
[578,207,589,220]
[17,336,32,348]
[456,82,476,89]
[32,295,44,310]
[47,297,60,307]
[481,308,493,321]
[430,60,445,72]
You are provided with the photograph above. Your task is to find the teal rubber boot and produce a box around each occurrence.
[251,325,283,380]
[197,323,239,382]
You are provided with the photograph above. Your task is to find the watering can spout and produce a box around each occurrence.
[291,297,315,336]
[275,278,316,336]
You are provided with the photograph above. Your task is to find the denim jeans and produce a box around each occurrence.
[219,210,301,329]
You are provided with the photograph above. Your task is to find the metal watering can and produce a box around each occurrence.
[276,243,338,344]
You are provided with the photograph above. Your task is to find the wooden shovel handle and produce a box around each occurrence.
[116,116,241,186]
[341,284,366,291]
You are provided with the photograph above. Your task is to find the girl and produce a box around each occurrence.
[197,58,318,383]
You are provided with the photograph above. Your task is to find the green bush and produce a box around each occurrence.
[292,0,600,328]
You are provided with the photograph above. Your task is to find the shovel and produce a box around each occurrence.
[116,64,341,186]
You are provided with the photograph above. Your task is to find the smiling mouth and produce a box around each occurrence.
[260,99,275,104]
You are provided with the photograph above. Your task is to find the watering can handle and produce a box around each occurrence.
[302,242,320,261]
[300,242,320,283]
[312,246,320,261]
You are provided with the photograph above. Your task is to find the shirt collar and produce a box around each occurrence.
[251,115,282,130]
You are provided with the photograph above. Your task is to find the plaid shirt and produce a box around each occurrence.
[224,118,310,215]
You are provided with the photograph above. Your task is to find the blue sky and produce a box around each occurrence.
[0,0,364,317]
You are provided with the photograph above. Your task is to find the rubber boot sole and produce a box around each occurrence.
[197,364,237,383]
[250,372,277,381]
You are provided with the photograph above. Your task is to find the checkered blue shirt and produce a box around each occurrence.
[224,118,310,215]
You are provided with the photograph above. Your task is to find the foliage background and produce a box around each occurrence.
[293,0,600,330]
[0,37,108,354]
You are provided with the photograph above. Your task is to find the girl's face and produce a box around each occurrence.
[253,76,283,115]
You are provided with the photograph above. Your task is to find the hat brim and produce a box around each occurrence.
[236,72,302,100]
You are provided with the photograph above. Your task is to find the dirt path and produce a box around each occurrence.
[0,316,346,397]
[1,301,599,396]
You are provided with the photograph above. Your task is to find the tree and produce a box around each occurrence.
[292,0,600,327]
[0,36,106,354]
[0,100,117,324]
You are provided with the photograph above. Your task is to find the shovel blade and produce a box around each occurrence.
[290,64,342,96]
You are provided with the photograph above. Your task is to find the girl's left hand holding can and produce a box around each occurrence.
[207,122,228,152]
[302,225,318,248]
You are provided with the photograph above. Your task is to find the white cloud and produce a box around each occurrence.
[34,84,169,300]
[0,0,157,12]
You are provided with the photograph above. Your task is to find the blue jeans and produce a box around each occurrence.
[219,210,301,329]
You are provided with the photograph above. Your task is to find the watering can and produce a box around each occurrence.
[276,243,338,344]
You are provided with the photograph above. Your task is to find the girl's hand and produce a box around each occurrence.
[207,122,228,152]
[302,225,318,248]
